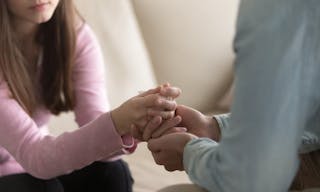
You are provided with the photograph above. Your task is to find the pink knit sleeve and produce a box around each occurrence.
[0,81,125,179]
[72,24,136,155]
[72,24,110,126]
[0,24,134,179]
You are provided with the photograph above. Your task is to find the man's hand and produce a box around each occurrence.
[151,105,221,141]
[131,115,186,141]
[147,132,197,171]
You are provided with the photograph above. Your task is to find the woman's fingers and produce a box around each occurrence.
[147,109,175,120]
[141,94,177,110]
[138,86,161,97]
[160,86,181,99]
[138,83,180,98]
[130,124,143,141]
[131,84,181,132]
[142,116,163,141]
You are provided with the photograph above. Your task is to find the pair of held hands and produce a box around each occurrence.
[111,84,220,171]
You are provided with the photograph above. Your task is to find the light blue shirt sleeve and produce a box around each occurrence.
[213,113,320,154]
[183,0,320,191]
[213,113,231,134]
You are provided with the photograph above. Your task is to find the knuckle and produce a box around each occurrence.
[153,97,160,106]
[165,102,175,110]
[147,108,153,116]
[166,112,174,119]
[162,112,168,119]
[152,94,160,101]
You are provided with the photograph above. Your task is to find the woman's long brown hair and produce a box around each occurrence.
[0,0,78,115]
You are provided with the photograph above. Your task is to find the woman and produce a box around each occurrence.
[0,0,180,191]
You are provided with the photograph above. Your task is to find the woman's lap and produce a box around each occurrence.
[58,160,133,192]
[0,159,133,192]
[0,173,63,192]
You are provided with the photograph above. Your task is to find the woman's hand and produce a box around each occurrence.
[110,84,181,136]
[171,105,221,141]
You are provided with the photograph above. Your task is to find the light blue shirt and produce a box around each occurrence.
[183,0,320,191]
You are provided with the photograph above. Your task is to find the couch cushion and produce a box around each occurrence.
[132,0,239,113]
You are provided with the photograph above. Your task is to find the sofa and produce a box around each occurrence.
[49,0,239,191]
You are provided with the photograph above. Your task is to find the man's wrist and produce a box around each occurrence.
[206,116,221,141]
[179,133,198,155]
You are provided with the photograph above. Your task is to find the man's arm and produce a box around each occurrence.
[183,0,320,191]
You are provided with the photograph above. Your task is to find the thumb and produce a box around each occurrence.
[176,105,193,117]
[176,105,202,123]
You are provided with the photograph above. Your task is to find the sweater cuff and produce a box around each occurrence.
[103,113,137,156]
[121,134,137,154]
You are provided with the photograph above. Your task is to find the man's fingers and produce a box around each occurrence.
[164,164,183,172]
[151,116,182,138]
[161,127,187,136]
[175,104,203,127]
[147,138,163,153]
[142,116,162,141]
[151,151,184,172]
[151,151,168,166]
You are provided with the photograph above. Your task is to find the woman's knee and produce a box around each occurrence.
[93,160,134,191]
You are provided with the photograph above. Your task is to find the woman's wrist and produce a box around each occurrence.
[110,107,127,136]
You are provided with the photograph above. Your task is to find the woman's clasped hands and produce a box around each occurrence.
[110,83,185,140]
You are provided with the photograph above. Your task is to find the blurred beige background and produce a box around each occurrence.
[132,0,236,113]
[49,0,239,191]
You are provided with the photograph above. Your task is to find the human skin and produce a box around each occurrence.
[145,105,221,171]
[111,85,182,136]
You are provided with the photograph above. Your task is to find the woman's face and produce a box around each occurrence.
[7,0,60,25]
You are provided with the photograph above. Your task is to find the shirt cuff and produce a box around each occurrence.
[183,137,218,174]
[213,113,231,137]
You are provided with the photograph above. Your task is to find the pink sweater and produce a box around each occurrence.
[0,24,134,179]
